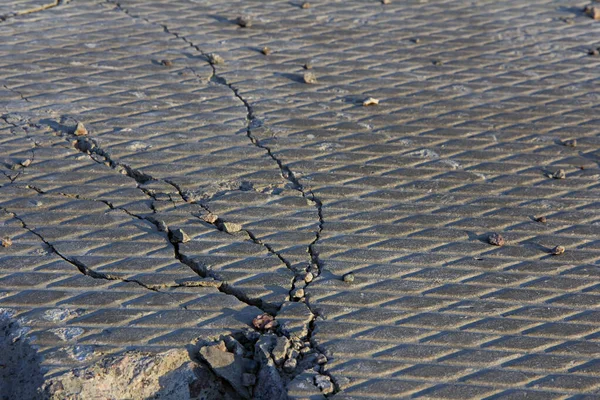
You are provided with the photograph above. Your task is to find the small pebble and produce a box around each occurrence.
[563,139,577,147]
[316,353,327,364]
[412,38,420,44]
[252,313,277,330]
[171,228,191,243]
[1,236,12,248]
[74,122,88,136]
[20,159,32,167]
[283,358,297,373]
[301,2,310,9]
[343,273,355,283]
[208,53,224,65]
[261,46,272,55]
[222,221,242,233]
[589,49,599,56]
[553,169,566,179]
[236,15,252,27]
[488,232,505,247]
[292,288,305,299]
[363,97,379,106]
[432,60,443,66]
[535,216,547,224]
[551,245,565,255]
[203,213,219,224]
[303,62,313,70]
[382,0,391,3]
[585,5,600,19]
[160,59,173,67]
[314,375,334,395]
[304,271,314,283]
[303,72,318,84]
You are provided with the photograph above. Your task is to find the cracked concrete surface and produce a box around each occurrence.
[3,0,600,398]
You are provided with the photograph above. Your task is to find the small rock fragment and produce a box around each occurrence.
[242,373,256,387]
[222,221,242,233]
[563,139,577,147]
[551,245,565,255]
[304,271,314,283]
[303,62,313,70]
[203,213,219,224]
[283,358,297,373]
[20,159,32,167]
[2,236,12,247]
[74,122,88,136]
[292,288,305,299]
[160,59,173,67]
[253,314,278,331]
[261,46,272,55]
[343,273,355,284]
[316,353,327,364]
[315,375,334,395]
[589,48,599,56]
[535,216,547,224]
[171,228,191,243]
[561,17,574,24]
[363,97,379,106]
[303,72,318,84]
[208,53,224,65]
[301,2,310,8]
[382,0,391,4]
[585,5,600,19]
[488,232,505,247]
[236,15,252,27]
[412,38,420,44]
[553,169,566,179]
[432,60,443,66]
[156,220,168,232]
[272,336,290,365]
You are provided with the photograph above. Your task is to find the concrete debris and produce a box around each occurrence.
[488,232,505,246]
[303,72,318,84]
[20,159,32,167]
[161,59,173,67]
[1,236,12,247]
[314,375,334,395]
[551,245,565,255]
[199,344,251,399]
[222,221,242,233]
[74,122,88,136]
[553,169,566,179]
[272,336,290,365]
[253,313,278,331]
[363,97,379,106]
[236,15,252,27]
[343,273,355,283]
[208,53,224,64]
[171,228,191,243]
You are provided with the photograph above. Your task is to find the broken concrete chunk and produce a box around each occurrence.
[224,336,245,356]
[253,314,278,331]
[242,373,256,387]
[222,221,242,233]
[551,245,565,255]
[283,358,297,373]
[74,122,88,136]
[292,288,305,299]
[208,53,224,65]
[171,228,191,243]
[314,375,334,395]
[271,336,290,365]
[20,159,32,167]
[199,344,251,399]
[304,271,314,283]
[553,169,566,179]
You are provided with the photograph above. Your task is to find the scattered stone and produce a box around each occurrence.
[253,314,278,331]
[155,220,168,232]
[535,216,547,224]
[203,213,219,224]
[363,97,379,106]
[563,139,577,147]
[382,0,391,4]
[301,2,311,8]
[551,245,565,255]
[488,232,505,247]
[303,72,318,84]
[304,271,314,283]
[222,221,242,233]
[303,62,313,70]
[584,5,600,19]
[160,59,173,67]
[412,38,420,43]
[261,46,272,55]
[288,348,299,359]
[432,60,443,66]
[314,375,334,395]
[589,48,599,56]
[208,53,224,65]
[343,273,355,283]
[74,122,88,136]
[242,373,256,387]
[171,228,190,243]
[236,15,252,27]
[224,336,245,356]
[20,159,32,167]
[314,354,327,365]
[199,344,250,399]
[283,358,297,373]
[292,288,305,299]
[553,169,566,179]
[2,236,12,247]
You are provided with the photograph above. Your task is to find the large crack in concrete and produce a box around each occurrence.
[0,0,68,22]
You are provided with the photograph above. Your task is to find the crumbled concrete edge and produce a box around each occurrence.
[0,310,45,400]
